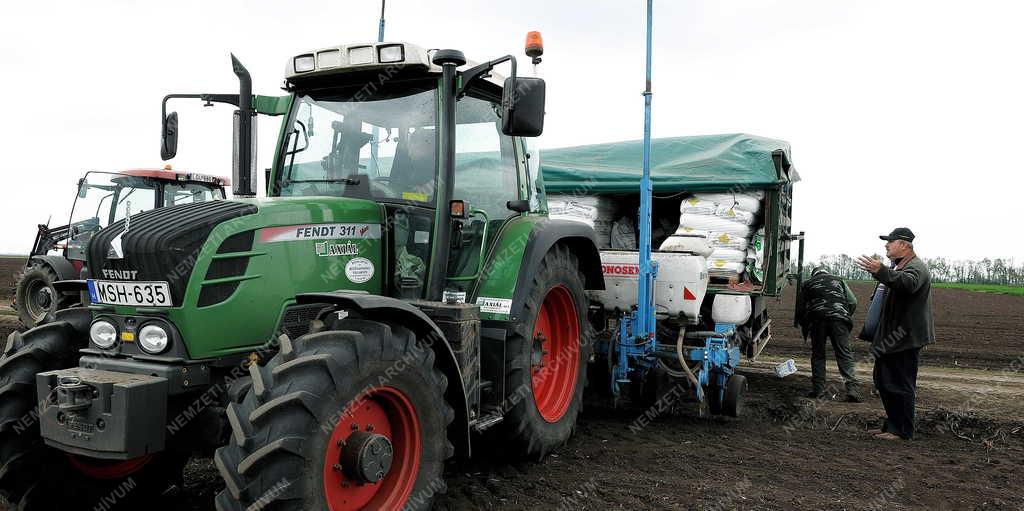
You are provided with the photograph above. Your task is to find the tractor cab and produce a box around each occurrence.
[276,44,540,301]
[272,42,543,301]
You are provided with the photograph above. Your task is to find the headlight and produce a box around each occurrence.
[377,44,405,63]
[348,46,374,65]
[138,324,170,354]
[293,54,315,73]
[90,320,118,349]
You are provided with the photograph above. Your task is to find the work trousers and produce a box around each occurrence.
[873,347,922,440]
[809,320,859,395]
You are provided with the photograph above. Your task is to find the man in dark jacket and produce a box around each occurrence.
[796,266,860,401]
[856,227,934,441]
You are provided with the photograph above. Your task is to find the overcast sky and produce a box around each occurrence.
[1,0,1021,262]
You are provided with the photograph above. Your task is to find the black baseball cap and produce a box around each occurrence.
[880,227,915,242]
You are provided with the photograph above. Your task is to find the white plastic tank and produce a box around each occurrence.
[588,250,709,323]
[711,294,752,324]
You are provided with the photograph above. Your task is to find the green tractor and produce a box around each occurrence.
[0,39,603,510]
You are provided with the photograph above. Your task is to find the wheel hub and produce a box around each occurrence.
[340,431,394,484]
[33,286,53,309]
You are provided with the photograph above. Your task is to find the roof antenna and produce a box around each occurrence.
[369,0,387,175]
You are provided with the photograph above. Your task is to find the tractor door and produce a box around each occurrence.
[444,95,523,301]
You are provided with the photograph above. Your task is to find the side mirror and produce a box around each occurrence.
[77,178,88,199]
[161,111,179,160]
[501,77,545,137]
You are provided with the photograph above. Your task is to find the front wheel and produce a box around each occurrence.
[215,319,453,511]
[493,245,592,460]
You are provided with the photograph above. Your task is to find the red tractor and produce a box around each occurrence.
[13,168,228,327]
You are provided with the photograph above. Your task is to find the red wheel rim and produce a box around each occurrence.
[323,387,421,511]
[66,453,155,480]
[531,285,581,423]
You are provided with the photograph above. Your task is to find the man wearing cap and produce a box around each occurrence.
[856,227,934,441]
[796,266,860,401]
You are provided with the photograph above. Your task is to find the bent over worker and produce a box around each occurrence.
[796,266,860,402]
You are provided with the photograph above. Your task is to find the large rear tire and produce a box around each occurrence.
[14,265,75,329]
[0,320,186,510]
[493,245,592,460]
[215,319,452,511]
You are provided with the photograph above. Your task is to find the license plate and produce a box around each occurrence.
[87,280,172,307]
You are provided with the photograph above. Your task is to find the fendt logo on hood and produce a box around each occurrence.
[101,269,139,280]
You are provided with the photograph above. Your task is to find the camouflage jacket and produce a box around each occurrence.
[796,273,858,330]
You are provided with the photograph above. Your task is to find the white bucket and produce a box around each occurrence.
[711,294,752,324]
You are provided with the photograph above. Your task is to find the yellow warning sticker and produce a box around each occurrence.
[121,332,135,342]
[402,192,428,202]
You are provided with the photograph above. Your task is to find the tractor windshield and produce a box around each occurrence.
[276,81,438,204]
[69,172,158,233]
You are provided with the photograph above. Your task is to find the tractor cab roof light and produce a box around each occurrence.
[285,43,434,83]
[317,49,342,69]
[348,46,374,65]
[293,54,315,73]
[378,44,405,63]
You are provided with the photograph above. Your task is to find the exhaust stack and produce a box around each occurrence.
[231,54,256,197]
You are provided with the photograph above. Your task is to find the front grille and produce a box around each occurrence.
[278,303,333,339]
[88,201,257,306]
[198,230,255,308]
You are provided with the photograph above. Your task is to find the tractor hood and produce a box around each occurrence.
[88,196,386,309]
[87,196,388,358]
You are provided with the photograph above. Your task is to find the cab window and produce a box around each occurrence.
[453,96,519,223]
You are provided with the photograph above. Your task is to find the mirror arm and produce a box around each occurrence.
[161,93,241,121]
[457,55,517,97]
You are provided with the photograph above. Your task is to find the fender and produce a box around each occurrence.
[508,218,604,322]
[28,255,77,282]
[295,291,472,458]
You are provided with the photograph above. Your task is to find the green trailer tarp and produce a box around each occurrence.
[540,133,797,194]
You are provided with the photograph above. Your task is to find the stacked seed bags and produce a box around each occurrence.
[547,195,618,248]
[660,191,765,281]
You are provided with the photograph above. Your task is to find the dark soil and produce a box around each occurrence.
[1,275,1022,510]
[0,257,24,302]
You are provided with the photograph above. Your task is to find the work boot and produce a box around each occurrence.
[805,389,825,399]
[845,393,862,403]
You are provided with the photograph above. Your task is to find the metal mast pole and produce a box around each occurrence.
[637,0,657,340]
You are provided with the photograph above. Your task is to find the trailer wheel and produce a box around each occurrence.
[14,264,74,329]
[0,321,186,510]
[721,374,748,418]
[215,320,452,511]
[496,245,592,460]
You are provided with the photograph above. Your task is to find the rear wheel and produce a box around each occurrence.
[722,374,747,417]
[495,245,592,460]
[15,265,75,329]
[0,320,185,510]
[215,319,452,511]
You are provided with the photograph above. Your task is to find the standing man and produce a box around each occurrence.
[796,266,860,402]
[856,227,934,441]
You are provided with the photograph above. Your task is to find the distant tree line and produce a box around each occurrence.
[799,254,1024,286]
